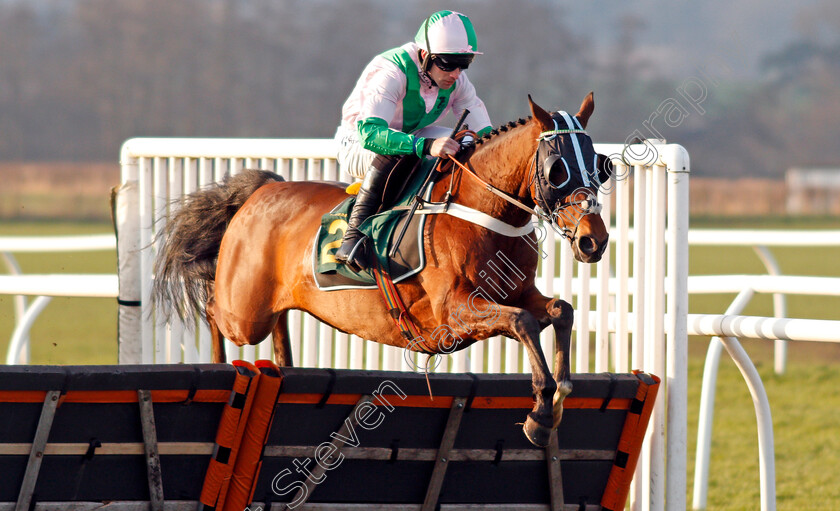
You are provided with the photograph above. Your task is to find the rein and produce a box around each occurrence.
[449,157,538,217]
[440,129,539,218]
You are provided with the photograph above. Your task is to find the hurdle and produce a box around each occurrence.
[0,363,658,510]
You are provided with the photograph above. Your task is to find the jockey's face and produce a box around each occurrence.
[423,52,462,90]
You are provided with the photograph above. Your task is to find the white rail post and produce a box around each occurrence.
[665,145,690,511]
[595,184,612,373]
[693,288,754,510]
[153,157,168,363]
[614,162,631,373]
[117,144,142,364]
[720,335,777,511]
[752,246,788,374]
[1,252,29,364]
[692,289,777,511]
[138,156,155,364]
[645,161,667,511]
[5,296,52,365]
[631,163,647,510]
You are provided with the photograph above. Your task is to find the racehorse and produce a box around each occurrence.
[153,94,612,447]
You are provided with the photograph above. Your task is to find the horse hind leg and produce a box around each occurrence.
[272,310,293,367]
[207,302,281,364]
[205,296,227,364]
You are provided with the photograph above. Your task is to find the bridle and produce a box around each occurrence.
[445,122,604,242]
[531,121,604,241]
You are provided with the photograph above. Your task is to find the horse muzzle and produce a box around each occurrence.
[573,232,609,263]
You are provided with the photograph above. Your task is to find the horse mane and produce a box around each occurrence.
[475,116,533,147]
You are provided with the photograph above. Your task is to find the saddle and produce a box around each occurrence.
[312,157,435,290]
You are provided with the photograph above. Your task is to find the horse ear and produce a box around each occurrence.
[528,94,554,131]
[575,91,595,129]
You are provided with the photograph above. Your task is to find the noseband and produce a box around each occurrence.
[543,188,602,241]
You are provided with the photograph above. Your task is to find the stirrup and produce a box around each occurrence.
[340,236,370,272]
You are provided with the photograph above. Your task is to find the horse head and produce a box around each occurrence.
[528,94,611,263]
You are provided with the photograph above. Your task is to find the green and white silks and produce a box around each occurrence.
[336,41,491,178]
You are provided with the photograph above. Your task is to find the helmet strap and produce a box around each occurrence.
[418,50,438,88]
[421,15,432,72]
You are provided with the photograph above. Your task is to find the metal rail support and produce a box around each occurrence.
[421,397,467,511]
[138,389,164,510]
[15,390,60,511]
[545,432,565,511]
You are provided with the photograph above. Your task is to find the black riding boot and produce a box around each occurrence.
[334,157,393,271]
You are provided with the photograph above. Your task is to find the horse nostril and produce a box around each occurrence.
[579,235,597,255]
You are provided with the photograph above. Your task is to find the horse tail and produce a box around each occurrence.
[152,169,284,320]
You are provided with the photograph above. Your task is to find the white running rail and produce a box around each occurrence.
[0,235,117,364]
[687,229,840,374]
[689,276,840,511]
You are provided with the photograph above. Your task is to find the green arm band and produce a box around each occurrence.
[477,126,492,138]
[357,118,426,157]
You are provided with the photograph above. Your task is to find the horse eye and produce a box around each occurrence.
[545,154,571,189]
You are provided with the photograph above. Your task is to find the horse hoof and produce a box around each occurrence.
[523,413,553,447]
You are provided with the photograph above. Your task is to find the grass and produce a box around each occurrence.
[1,217,840,509]
[0,221,118,364]
[686,354,840,509]
[682,216,840,509]
[0,192,110,221]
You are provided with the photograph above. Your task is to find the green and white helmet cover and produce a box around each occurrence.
[415,10,481,55]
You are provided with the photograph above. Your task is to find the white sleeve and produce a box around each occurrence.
[357,59,407,126]
[451,74,491,132]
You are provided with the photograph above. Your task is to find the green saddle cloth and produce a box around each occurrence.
[315,160,432,284]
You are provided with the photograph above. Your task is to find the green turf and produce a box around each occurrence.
[1,218,839,509]
[686,349,840,509]
[0,221,118,364]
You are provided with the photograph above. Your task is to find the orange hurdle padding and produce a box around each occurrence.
[222,360,284,511]
[600,371,661,511]
[198,360,260,511]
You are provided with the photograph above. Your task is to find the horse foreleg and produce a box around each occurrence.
[272,311,293,367]
[517,313,559,447]
[520,292,575,430]
[547,298,574,429]
[447,296,556,447]
[205,297,226,364]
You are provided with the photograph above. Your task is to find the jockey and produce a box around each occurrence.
[334,10,493,271]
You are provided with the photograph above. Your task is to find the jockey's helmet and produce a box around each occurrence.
[416,11,481,71]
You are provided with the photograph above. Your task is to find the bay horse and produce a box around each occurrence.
[153,94,611,447]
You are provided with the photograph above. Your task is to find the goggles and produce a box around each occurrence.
[432,54,473,72]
